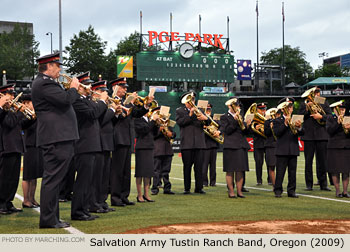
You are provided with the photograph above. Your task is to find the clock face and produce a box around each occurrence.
[179,43,194,59]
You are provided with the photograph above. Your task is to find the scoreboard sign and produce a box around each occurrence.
[136,50,235,83]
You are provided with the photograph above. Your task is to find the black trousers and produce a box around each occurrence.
[111,145,131,205]
[274,155,297,195]
[202,148,217,186]
[71,152,95,218]
[181,149,203,192]
[89,152,104,211]
[0,152,21,210]
[254,147,269,184]
[39,141,74,227]
[152,155,173,193]
[99,151,112,209]
[303,140,328,189]
[59,158,75,200]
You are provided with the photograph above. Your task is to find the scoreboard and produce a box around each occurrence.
[136,51,235,83]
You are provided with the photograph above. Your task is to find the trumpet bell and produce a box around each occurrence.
[181,93,195,104]
[301,87,317,98]
[330,100,344,108]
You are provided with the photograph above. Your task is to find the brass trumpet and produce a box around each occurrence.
[6,92,36,120]
[59,74,96,96]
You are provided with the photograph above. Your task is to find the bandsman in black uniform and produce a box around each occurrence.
[31,52,80,228]
[273,97,304,198]
[326,101,350,198]
[91,80,120,212]
[151,108,176,195]
[21,94,43,209]
[219,98,251,198]
[202,103,219,187]
[176,92,208,194]
[0,84,28,214]
[71,72,108,221]
[110,78,152,207]
[263,108,281,187]
[299,87,332,191]
[134,110,159,202]
[251,102,269,185]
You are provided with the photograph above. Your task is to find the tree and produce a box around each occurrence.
[260,45,313,87]
[314,63,350,78]
[64,25,107,81]
[0,23,40,80]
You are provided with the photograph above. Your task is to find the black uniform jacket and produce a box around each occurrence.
[175,106,207,150]
[112,99,148,146]
[0,111,27,154]
[273,116,304,156]
[99,108,115,151]
[134,117,157,150]
[73,97,107,154]
[31,73,80,146]
[154,126,176,156]
[326,114,350,149]
[299,101,331,141]
[0,108,4,152]
[22,118,38,147]
[264,118,277,148]
[219,112,250,150]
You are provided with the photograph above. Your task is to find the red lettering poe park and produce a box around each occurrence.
[148,31,224,50]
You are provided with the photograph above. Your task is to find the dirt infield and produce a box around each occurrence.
[125,220,350,234]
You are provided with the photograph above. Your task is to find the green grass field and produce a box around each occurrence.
[1,152,349,234]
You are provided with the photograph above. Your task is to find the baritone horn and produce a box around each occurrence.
[277,101,298,135]
[181,93,224,144]
[244,103,266,138]
[301,87,326,125]
[225,98,245,130]
[330,100,349,134]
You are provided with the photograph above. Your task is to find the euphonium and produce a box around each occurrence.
[149,110,174,144]
[181,93,224,144]
[225,98,245,130]
[277,101,298,135]
[266,108,278,141]
[301,87,326,125]
[330,100,349,134]
[245,103,267,138]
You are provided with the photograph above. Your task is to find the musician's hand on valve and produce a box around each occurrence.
[152,113,159,121]
[344,123,350,129]
[189,107,195,116]
[284,115,291,126]
[115,105,123,115]
[270,122,274,129]
[246,119,252,127]
[147,95,154,104]
[311,112,322,120]
[166,130,173,138]
[70,77,79,90]
[295,120,302,128]
[197,114,208,121]
[213,130,220,137]
[130,92,138,104]
[109,101,117,110]
[255,124,262,130]
[338,115,344,124]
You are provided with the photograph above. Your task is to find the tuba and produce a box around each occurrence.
[245,103,267,138]
[266,108,278,140]
[277,101,298,135]
[181,93,224,144]
[225,98,245,131]
[301,87,326,125]
[330,100,349,134]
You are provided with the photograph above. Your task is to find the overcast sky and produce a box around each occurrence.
[2,0,350,70]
